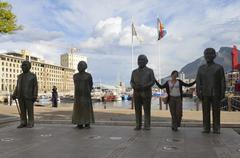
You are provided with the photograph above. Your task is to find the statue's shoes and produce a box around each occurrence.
[85,124,91,129]
[143,127,151,130]
[26,124,34,128]
[77,125,84,129]
[134,127,141,131]
[17,124,27,128]
[202,130,210,134]
[213,130,220,134]
[172,127,178,132]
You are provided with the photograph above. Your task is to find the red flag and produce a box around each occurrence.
[232,45,240,70]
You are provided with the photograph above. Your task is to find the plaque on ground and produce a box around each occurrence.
[110,137,122,140]
[166,138,183,143]
[88,135,101,140]
[40,134,52,137]
[162,146,179,152]
[1,138,14,142]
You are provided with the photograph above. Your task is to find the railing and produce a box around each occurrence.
[228,97,240,111]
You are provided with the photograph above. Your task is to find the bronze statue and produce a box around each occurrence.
[130,55,155,130]
[196,48,226,134]
[72,61,94,129]
[12,60,38,128]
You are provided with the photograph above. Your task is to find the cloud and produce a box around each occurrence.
[2,0,240,84]
[95,17,122,37]
[80,17,122,49]
[0,28,64,42]
[80,37,104,49]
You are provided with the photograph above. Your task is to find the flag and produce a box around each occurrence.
[157,18,166,40]
[132,23,137,37]
[132,22,143,42]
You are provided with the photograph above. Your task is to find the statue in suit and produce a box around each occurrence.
[196,48,226,134]
[130,55,155,130]
[12,60,38,128]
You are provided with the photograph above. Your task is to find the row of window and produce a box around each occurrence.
[1,57,22,63]
[1,84,74,91]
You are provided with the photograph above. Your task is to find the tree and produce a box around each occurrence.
[0,1,22,34]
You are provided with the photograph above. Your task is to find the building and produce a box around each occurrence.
[179,72,186,81]
[0,50,75,94]
[226,71,240,87]
[60,48,87,72]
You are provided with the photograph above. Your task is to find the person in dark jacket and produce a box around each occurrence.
[156,70,195,131]
[12,60,38,128]
[51,86,58,107]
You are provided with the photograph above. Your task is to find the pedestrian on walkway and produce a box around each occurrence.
[156,70,195,131]
[51,86,58,107]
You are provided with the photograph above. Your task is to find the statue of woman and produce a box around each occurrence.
[72,61,94,129]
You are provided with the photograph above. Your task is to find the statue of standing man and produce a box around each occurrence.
[12,60,38,128]
[130,55,155,130]
[72,61,94,129]
[196,48,226,134]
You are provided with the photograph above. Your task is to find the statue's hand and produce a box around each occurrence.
[12,95,16,100]
[197,92,203,100]
[221,94,225,100]
[134,85,145,91]
[32,97,37,102]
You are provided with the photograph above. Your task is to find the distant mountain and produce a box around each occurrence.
[164,47,237,81]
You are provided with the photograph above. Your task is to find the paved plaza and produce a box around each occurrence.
[0,123,239,158]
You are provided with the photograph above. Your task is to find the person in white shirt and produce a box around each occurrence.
[156,70,195,131]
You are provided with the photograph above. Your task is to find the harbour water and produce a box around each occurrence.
[92,97,200,110]
[2,97,200,110]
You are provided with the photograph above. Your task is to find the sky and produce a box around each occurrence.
[0,0,240,85]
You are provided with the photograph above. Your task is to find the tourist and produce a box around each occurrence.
[156,70,195,131]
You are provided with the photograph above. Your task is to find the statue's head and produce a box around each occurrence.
[21,60,31,73]
[204,48,216,64]
[52,86,57,91]
[137,54,148,68]
[78,61,87,72]
[171,70,178,80]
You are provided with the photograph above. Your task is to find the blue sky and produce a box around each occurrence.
[1,0,240,85]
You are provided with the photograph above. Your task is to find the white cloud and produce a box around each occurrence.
[95,17,122,37]
[0,27,64,42]
[80,17,122,49]
[80,37,104,49]
[2,0,240,84]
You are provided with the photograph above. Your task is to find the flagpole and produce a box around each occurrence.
[157,16,161,84]
[158,40,161,84]
[131,17,134,71]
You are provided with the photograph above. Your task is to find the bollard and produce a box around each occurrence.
[131,98,134,109]
[196,101,199,111]
[227,96,232,112]
[159,97,162,110]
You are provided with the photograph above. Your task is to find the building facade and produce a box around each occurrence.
[60,48,87,72]
[0,50,75,94]
[226,71,240,87]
